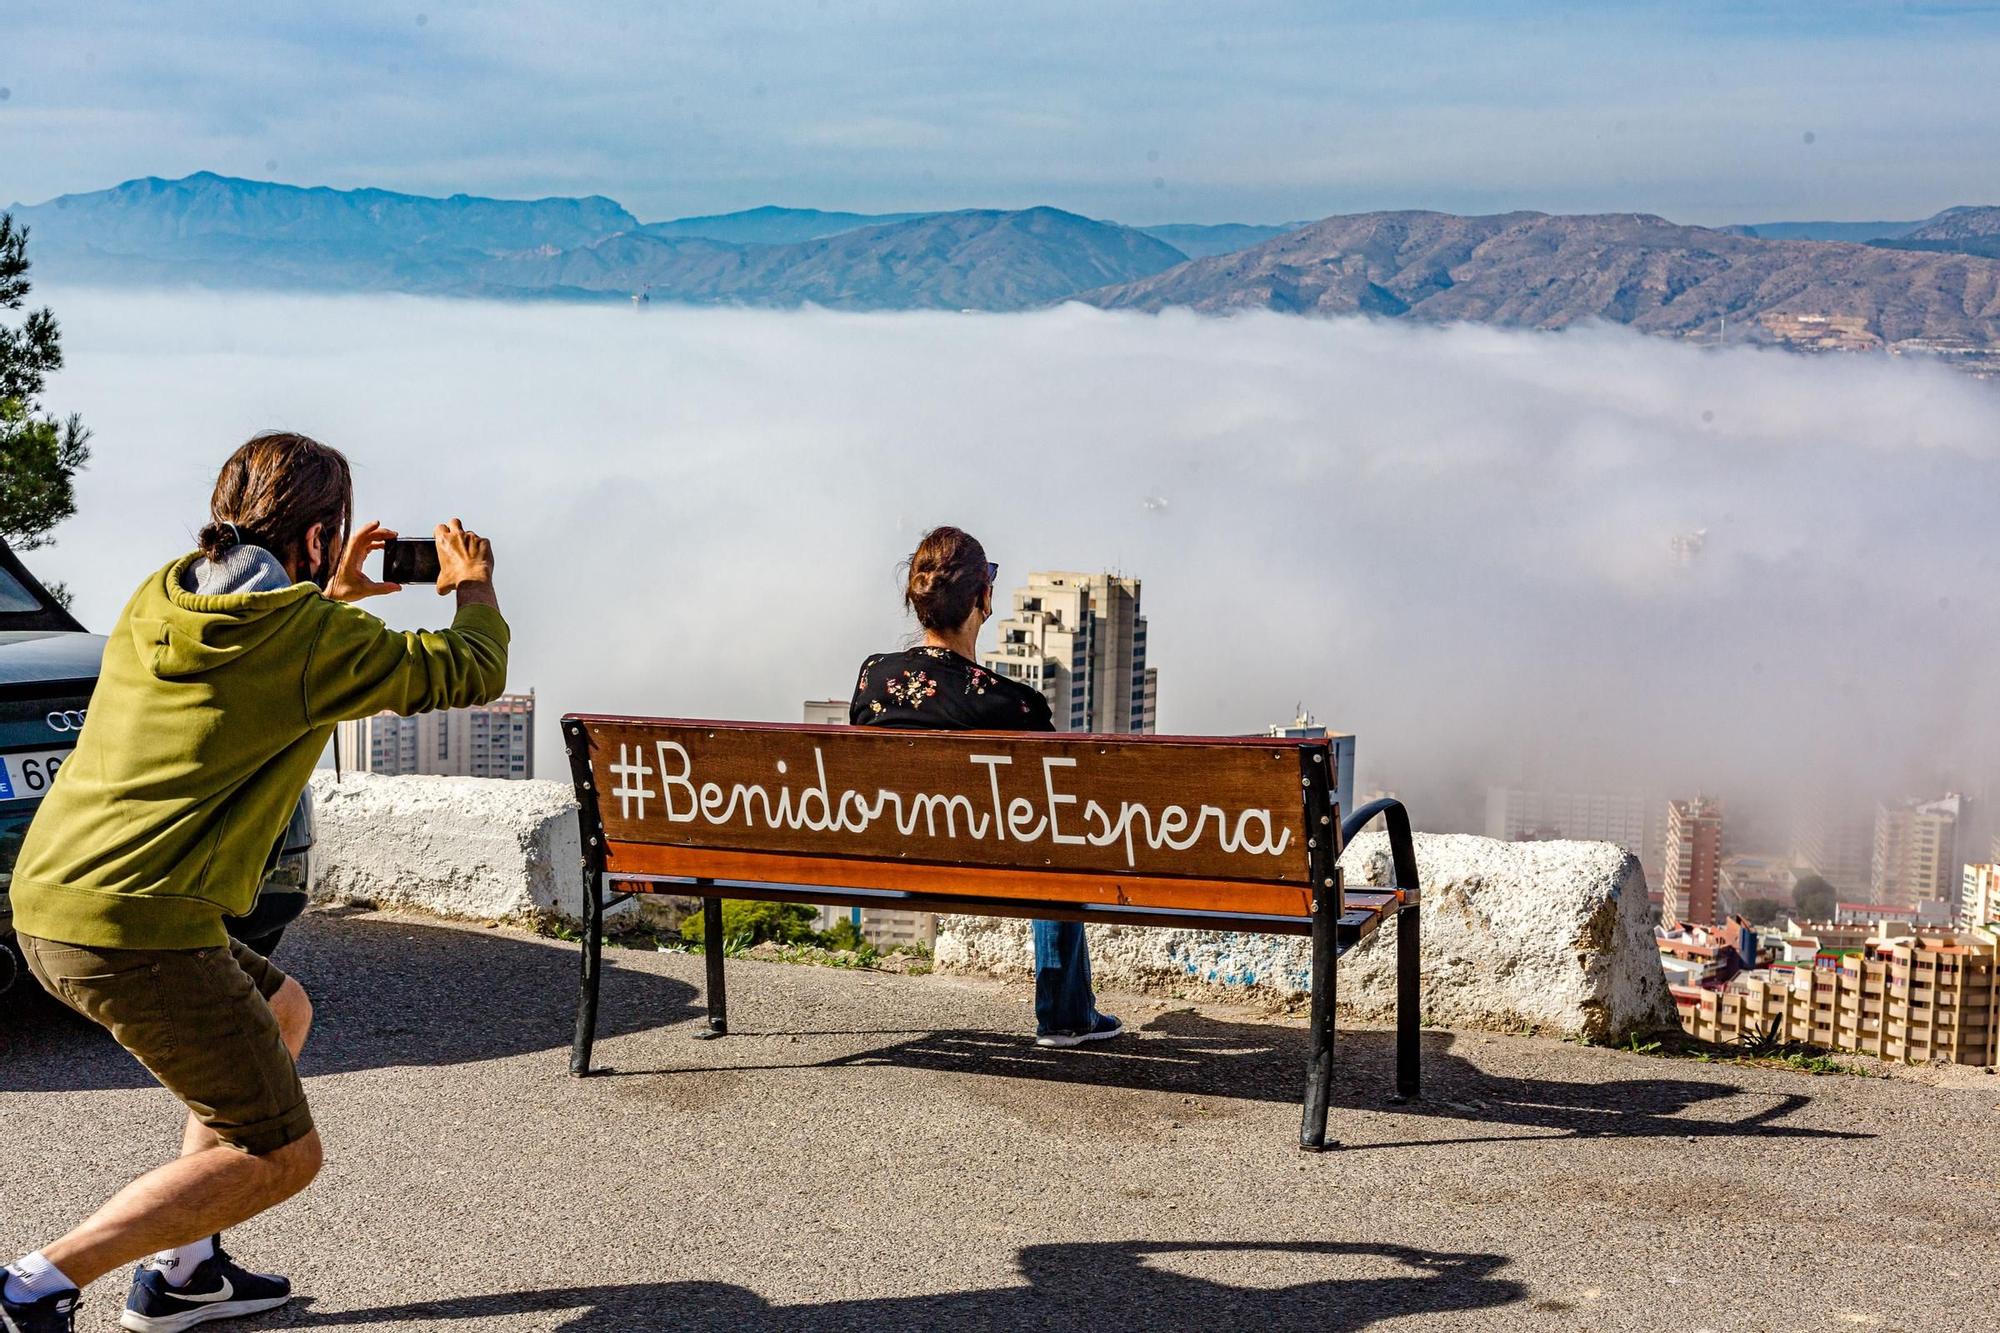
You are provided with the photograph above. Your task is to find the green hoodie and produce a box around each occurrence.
[10,552,511,950]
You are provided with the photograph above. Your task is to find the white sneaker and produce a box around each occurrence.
[1036,1014,1125,1048]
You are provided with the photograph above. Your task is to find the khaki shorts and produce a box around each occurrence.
[21,934,314,1156]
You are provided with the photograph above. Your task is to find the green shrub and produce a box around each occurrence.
[679,899,819,947]
[817,917,865,952]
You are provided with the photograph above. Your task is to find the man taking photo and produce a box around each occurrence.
[1,432,510,1333]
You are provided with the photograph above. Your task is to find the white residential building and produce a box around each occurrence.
[336,691,535,779]
[1484,786,1659,860]
[1790,792,1875,898]
[1962,863,2000,933]
[1871,794,1964,910]
[980,571,1157,733]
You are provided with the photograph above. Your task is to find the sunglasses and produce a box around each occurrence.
[986,562,999,585]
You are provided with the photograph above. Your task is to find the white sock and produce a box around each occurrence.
[3,1252,77,1303]
[147,1235,215,1288]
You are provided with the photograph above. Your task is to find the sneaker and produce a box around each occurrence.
[1,1287,79,1333]
[1036,1012,1126,1049]
[121,1238,290,1333]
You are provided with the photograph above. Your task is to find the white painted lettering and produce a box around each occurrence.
[1042,757,1084,846]
[1008,796,1047,842]
[652,741,692,823]
[628,740,1296,864]
[970,754,1013,840]
[1157,804,1195,850]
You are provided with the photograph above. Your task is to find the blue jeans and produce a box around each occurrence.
[1033,919,1101,1036]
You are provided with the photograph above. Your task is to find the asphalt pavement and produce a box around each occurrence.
[1,909,1992,1332]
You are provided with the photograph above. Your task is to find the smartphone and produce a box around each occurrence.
[381,538,441,585]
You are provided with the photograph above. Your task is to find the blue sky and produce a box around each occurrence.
[4,1,1998,225]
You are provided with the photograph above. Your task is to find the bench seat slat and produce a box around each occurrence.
[604,873,1404,951]
[611,874,1320,936]
[603,841,1314,919]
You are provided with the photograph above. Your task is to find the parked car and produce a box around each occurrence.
[0,539,313,996]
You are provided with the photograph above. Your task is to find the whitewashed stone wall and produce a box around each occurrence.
[306,777,1674,1039]
[934,833,1675,1041]
[307,772,584,921]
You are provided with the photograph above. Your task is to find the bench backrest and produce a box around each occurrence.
[563,716,1343,920]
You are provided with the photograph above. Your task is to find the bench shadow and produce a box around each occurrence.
[5,914,1870,1152]
[0,912,696,1092]
[601,1005,1872,1149]
[269,1240,1525,1331]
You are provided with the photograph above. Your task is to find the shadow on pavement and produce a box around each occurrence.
[274,1240,1525,1331]
[5,913,1868,1153]
[0,912,696,1092]
[608,1006,1872,1149]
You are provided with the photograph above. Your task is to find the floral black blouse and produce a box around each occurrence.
[849,645,1054,733]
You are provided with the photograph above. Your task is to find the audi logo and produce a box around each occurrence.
[46,710,87,733]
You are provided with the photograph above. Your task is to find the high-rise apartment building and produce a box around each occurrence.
[1870,794,1963,910]
[1661,796,1726,925]
[1717,853,1792,917]
[336,692,535,779]
[1260,711,1357,826]
[1485,787,1659,859]
[1961,863,2000,932]
[1790,792,1876,898]
[981,571,1157,733]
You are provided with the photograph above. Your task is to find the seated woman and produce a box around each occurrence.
[849,526,1124,1049]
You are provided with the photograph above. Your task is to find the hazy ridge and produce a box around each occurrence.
[1080,209,2000,361]
[11,175,2000,361]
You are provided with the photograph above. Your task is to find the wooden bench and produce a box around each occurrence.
[561,715,1422,1151]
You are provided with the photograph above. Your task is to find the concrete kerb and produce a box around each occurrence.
[307,773,1675,1041]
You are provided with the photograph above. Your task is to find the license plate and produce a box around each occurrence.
[0,748,72,801]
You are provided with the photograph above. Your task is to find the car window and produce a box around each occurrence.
[0,567,41,615]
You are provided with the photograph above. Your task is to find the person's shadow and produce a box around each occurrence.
[0,910,698,1091]
[270,1240,1526,1331]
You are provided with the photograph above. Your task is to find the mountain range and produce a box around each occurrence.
[1076,210,2000,356]
[7,174,1192,309]
[10,173,2000,368]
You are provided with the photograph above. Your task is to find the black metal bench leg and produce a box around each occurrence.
[694,889,728,1039]
[569,868,605,1077]
[1300,886,1339,1152]
[1393,901,1421,1103]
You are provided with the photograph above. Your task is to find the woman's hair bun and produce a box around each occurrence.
[902,526,990,634]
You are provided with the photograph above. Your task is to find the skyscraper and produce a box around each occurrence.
[336,692,535,779]
[980,571,1157,733]
[1790,791,1875,898]
[1484,786,1660,863]
[1960,862,2000,932]
[1257,711,1356,822]
[1871,794,1963,910]
[1661,796,1726,925]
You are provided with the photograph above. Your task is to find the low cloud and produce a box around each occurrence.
[34,291,2000,843]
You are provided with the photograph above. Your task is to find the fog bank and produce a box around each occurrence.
[33,291,2000,835]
